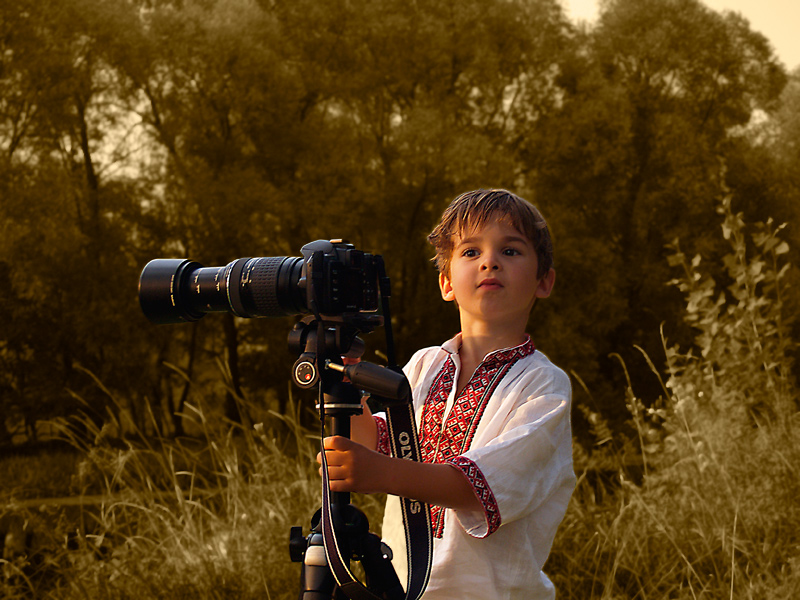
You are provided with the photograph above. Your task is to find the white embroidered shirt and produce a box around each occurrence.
[375,334,575,599]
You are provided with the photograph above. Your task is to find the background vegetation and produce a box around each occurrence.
[1,0,798,597]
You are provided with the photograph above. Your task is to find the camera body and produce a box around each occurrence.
[139,240,380,324]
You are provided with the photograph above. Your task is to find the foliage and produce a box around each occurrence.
[1,0,575,438]
[548,193,799,598]
[0,0,796,489]
[523,0,788,432]
[665,189,796,429]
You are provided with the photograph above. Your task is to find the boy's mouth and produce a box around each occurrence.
[478,278,503,289]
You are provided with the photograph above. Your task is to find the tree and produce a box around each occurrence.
[0,0,171,438]
[519,0,787,428]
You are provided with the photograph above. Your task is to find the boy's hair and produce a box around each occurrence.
[427,189,553,278]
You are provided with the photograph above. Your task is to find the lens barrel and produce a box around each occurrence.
[139,256,304,324]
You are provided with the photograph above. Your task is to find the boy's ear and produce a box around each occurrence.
[439,272,455,302]
[535,268,556,299]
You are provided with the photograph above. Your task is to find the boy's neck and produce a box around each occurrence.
[452,323,528,398]
[457,321,529,366]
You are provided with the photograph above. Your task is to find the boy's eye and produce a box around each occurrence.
[461,248,479,258]
[503,248,521,256]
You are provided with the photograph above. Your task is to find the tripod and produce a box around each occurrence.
[288,316,405,600]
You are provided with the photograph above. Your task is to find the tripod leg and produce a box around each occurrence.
[299,533,337,600]
[361,533,405,600]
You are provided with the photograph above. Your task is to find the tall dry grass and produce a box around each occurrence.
[1,393,386,599]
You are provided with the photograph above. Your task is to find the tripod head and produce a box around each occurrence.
[288,315,411,410]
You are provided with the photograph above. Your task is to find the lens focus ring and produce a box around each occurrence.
[240,257,284,316]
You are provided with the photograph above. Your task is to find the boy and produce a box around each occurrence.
[319,189,575,599]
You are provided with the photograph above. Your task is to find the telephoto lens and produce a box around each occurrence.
[138,256,304,324]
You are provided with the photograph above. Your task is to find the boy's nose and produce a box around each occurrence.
[480,254,500,270]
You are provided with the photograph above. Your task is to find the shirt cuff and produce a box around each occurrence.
[374,415,391,455]
[446,456,502,538]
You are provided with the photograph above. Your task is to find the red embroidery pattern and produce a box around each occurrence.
[374,416,390,455]
[419,358,456,464]
[447,456,501,536]
[420,338,535,538]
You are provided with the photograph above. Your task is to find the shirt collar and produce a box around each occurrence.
[441,333,535,365]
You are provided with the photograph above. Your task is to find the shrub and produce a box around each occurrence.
[549,192,800,598]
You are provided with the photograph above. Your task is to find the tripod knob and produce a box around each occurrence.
[289,526,307,562]
[293,354,319,388]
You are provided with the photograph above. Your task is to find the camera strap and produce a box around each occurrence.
[319,400,432,600]
[385,400,434,597]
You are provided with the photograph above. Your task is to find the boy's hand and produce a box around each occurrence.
[317,436,387,494]
[317,437,483,513]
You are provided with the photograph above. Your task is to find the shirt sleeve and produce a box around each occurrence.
[449,366,575,538]
[374,415,391,455]
[446,456,502,535]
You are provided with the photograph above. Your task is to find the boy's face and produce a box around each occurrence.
[439,219,555,331]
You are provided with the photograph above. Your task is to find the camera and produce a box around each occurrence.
[138,240,380,324]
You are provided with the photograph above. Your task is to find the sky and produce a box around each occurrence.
[565,0,800,70]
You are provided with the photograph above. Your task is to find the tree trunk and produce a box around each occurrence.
[172,323,199,437]
[222,313,246,426]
